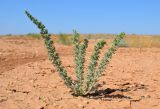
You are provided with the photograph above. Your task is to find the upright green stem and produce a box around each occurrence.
[86,33,125,94]
[86,40,106,91]
[25,11,73,89]
[73,30,88,95]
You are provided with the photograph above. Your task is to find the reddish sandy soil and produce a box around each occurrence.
[0,37,160,109]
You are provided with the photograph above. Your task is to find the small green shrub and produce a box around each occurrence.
[25,11,125,96]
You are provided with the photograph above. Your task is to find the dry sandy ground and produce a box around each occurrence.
[0,37,160,109]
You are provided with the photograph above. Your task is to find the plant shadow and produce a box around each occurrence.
[85,88,132,100]
[83,82,148,100]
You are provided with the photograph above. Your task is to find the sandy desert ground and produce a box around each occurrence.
[0,37,160,109]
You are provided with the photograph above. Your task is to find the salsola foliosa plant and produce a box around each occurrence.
[25,11,125,96]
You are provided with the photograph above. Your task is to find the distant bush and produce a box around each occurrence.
[25,10,125,96]
[5,34,12,36]
[84,34,114,40]
[118,39,128,47]
[58,33,72,45]
[27,33,41,39]
[1,34,13,37]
